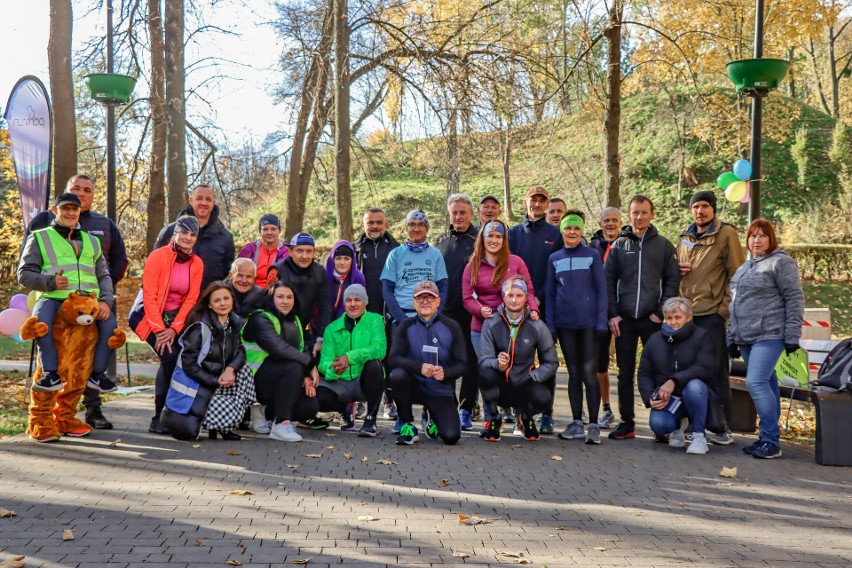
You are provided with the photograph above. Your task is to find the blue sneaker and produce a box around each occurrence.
[395,423,419,445]
[392,419,404,434]
[539,414,554,435]
[459,409,473,431]
[751,441,782,459]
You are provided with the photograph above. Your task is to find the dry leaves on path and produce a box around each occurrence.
[62,529,74,541]
[344,452,355,459]
[0,555,25,568]
[550,455,563,461]
[228,490,254,496]
[225,560,242,566]
[0,508,17,518]
[108,438,121,447]
[375,458,397,465]
[496,550,531,563]
[451,550,470,558]
[303,453,323,459]
[287,464,299,469]
[719,467,738,478]
[434,479,452,487]
[458,514,498,525]
[324,433,336,437]
[357,515,378,521]
[361,456,369,462]
[195,539,204,547]
[228,450,241,456]
[291,557,313,565]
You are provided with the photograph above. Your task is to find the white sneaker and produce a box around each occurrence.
[686,433,709,455]
[668,428,685,448]
[269,422,302,442]
[250,404,271,434]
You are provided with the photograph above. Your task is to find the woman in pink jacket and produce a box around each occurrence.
[462,220,539,356]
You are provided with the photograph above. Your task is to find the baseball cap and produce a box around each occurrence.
[478,194,500,206]
[289,232,315,247]
[413,281,439,298]
[525,185,549,200]
[54,193,82,208]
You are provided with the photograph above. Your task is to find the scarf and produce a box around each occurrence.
[171,242,193,264]
[404,238,429,253]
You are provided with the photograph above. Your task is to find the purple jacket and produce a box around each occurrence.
[238,239,289,263]
[325,240,367,319]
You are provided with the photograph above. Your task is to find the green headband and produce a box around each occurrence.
[560,214,584,232]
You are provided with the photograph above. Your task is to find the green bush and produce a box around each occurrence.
[785,244,852,281]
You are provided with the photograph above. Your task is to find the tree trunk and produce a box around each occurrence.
[285,7,333,239]
[501,125,515,222]
[787,46,796,99]
[829,26,840,118]
[165,0,187,220]
[48,0,76,195]
[146,0,166,251]
[446,100,459,196]
[807,38,832,116]
[333,0,353,241]
[603,0,623,208]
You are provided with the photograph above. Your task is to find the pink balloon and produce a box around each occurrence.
[8,294,28,312]
[0,308,31,336]
[740,190,750,204]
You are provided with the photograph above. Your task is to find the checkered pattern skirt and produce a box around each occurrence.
[202,365,256,432]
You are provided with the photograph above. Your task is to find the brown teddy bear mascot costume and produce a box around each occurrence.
[16,193,125,442]
[20,292,126,441]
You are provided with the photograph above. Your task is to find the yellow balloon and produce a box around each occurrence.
[26,290,39,312]
[725,181,747,202]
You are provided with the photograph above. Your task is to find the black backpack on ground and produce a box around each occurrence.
[811,338,852,392]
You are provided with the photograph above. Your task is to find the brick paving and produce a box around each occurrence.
[1,378,850,567]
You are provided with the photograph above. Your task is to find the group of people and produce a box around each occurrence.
[17,176,805,459]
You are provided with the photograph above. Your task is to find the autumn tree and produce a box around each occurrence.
[49,0,77,195]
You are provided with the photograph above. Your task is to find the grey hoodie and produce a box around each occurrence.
[727,248,804,346]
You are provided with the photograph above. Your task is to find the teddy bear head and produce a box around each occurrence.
[58,291,100,326]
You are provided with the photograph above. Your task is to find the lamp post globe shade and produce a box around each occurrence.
[726,59,789,94]
[84,73,136,104]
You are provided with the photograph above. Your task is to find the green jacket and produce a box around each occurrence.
[318,311,386,381]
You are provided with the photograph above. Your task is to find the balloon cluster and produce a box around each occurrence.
[0,292,38,343]
[716,159,752,203]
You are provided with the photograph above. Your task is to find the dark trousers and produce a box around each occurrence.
[692,313,729,432]
[448,311,479,412]
[254,360,316,423]
[310,360,385,421]
[614,316,660,423]
[558,327,601,423]
[479,368,552,422]
[147,334,181,419]
[389,368,461,445]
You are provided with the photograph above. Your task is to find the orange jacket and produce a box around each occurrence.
[135,245,204,341]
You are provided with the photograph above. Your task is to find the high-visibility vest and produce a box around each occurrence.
[34,227,102,300]
[241,310,303,375]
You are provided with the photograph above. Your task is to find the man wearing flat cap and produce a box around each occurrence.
[677,190,745,445]
[18,193,119,400]
[238,214,289,288]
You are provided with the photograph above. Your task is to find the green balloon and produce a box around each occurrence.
[717,172,739,190]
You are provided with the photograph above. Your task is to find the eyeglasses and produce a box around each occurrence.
[414,295,437,304]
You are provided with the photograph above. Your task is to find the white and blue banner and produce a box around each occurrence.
[4,75,52,227]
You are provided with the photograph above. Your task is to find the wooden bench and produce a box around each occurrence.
[729,359,852,467]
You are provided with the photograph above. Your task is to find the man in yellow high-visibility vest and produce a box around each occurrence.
[17,193,118,394]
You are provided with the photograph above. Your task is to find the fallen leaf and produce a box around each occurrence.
[361,456,369,462]
[515,559,532,565]
[108,438,121,447]
[63,529,74,541]
[228,450,241,456]
[0,555,25,568]
[195,539,204,547]
[228,490,254,496]
[192,444,201,448]
[344,452,355,459]
[496,550,523,559]
[325,445,336,450]
[0,508,17,518]
[451,550,470,558]
[357,515,378,521]
[225,560,242,566]
[719,467,737,478]
[214,488,221,492]
[434,479,452,487]
[291,558,313,565]
[594,547,607,551]
[303,453,323,458]
[550,455,563,461]
[324,433,336,437]
[512,444,523,448]
[458,514,495,525]
[557,527,566,530]
[238,543,246,549]
[287,465,299,469]
[375,458,397,465]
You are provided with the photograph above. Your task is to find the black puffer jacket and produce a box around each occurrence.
[226,281,266,318]
[605,224,680,320]
[434,224,479,317]
[161,310,246,440]
[242,309,313,370]
[637,321,715,407]
[155,204,236,289]
[271,256,331,340]
[354,230,399,317]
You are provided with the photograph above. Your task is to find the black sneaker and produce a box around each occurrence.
[357,419,379,438]
[85,408,113,430]
[148,417,170,435]
[298,417,330,430]
[87,372,118,393]
[479,419,502,442]
[608,420,635,439]
[32,371,63,393]
[519,414,539,441]
[742,440,760,455]
[340,404,356,431]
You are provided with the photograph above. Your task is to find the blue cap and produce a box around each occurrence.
[289,232,315,247]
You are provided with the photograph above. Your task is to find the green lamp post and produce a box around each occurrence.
[726,0,788,223]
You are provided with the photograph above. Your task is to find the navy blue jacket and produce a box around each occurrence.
[545,244,608,332]
[507,216,561,308]
[388,313,467,397]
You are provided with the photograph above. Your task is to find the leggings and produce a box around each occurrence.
[479,368,552,422]
[148,334,181,419]
[308,360,385,420]
[389,368,461,445]
[254,360,315,423]
[558,328,600,423]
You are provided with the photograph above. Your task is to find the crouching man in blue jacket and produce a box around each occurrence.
[478,277,559,442]
[388,281,467,446]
